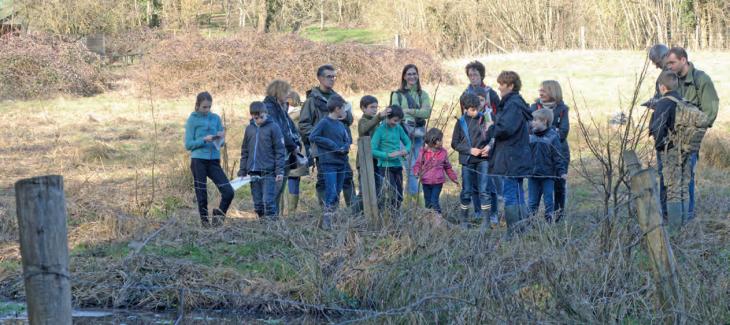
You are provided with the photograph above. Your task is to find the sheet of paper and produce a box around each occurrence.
[230,176,253,191]
[213,137,224,150]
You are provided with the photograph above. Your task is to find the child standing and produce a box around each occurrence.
[357,96,390,201]
[309,95,352,230]
[528,109,567,222]
[371,106,412,210]
[185,91,234,228]
[238,102,286,220]
[452,93,495,228]
[413,128,459,214]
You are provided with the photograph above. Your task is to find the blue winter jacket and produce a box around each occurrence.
[184,111,225,160]
[529,128,567,177]
[530,100,571,169]
[239,117,286,176]
[309,116,351,167]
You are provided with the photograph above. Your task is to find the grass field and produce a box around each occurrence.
[0,50,729,323]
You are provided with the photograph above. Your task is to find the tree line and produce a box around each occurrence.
[11,0,730,56]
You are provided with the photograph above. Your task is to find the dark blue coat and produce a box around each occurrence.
[488,91,533,176]
[529,128,567,177]
[530,100,570,169]
[451,113,491,165]
[264,96,299,154]
[309,116,351,167]
[239,117,286,176]
[649,91,680,151]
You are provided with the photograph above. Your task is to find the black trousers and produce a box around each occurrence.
[191,158,234,217]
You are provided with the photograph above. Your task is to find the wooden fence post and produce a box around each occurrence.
[357,137,380,227]
[624,151,684,323]
[15,175,72,325]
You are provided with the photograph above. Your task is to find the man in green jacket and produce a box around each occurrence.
[665,47,720,220]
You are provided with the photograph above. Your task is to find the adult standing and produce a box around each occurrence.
[462,60,500,115]
[664,47,720,221]
[487,71,533,235]
[645,44,670,218]
[299,64,355,207]
[390,64,432,206]
[263,80,300,216]
[184,91,234,227]
[530,80,570,221]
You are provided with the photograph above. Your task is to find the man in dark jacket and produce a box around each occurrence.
[487,71,533,235]
[452,93,497,229]
[649,71,690,229]
[238,102,286,220]
[665,47,719,221]
[299,64,356,208]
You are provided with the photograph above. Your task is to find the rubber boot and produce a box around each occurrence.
[504,206,522,238]
[320,211,333,230]
[211,208,226,227]
[518,205,530,232]
[666,201,684,232]
[460,206,470,229]
[288,194,299,217]
[316,188,325,208]
[343,185,354,209]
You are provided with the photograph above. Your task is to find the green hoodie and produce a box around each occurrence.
[679,62,720,127]
[371,122,412,168]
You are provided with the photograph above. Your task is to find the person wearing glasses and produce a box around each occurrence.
[238,102,286,220]
[298,64,356,208]
[390,64,432,207]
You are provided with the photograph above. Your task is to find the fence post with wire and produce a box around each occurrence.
[357,136,380,228]
[14,175,73,325]
[624,150,684,324]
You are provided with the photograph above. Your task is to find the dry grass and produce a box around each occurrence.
[0,50,729,322]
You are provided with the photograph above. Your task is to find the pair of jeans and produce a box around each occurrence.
[459,161,493,218]
[288,177,300,195]
[422,183,443,213]
[250,172,278,217]
[381,166,404,209]
[406,136,424,196]
[528,178,555,221]
[503,177,526,208]
[688,151,698,220]
[190,158,234,217]
[320,164,346,211]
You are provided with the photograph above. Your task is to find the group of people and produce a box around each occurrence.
[646,45,718,229]
[184,44,717,233]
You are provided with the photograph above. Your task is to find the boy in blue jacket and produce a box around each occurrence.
[309,95,352,230]
[238,102,286,220]
[527,109,567,222]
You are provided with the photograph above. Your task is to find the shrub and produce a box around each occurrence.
[133,32,453,97]
[0,34,109,100]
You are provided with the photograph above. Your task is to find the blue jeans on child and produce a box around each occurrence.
[460,161,494,219]
[288,177,300,195]
[250,172,278,217]
[406,136,424,196]
[528,178,555,221]
[687,151,698,220]
[422,184,443,213]
[321,164,346,211]
[503,177,526,208]
[190,158,234,217]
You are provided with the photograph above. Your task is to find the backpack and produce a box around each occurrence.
[663,96,709,153]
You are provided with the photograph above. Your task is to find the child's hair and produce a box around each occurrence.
[540,80,563,102]
[387,105,404,119]
[360,95,378,109]
[460,93,481,111]
[250,101,267,115]
[497,71,522,92]
[657,71,679,91]
[471,87,488,99]
[286,91,301,106]
[424,128,444,146]
[195,91,213,111]
[532,108,554,126]
[326,94,346,112]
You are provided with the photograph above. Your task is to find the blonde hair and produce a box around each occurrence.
[532,108,554,126]
[266,80,292,101]
[540,80,563,103]
[287,91,302,107]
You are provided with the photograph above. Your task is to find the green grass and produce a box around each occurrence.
[300,26,387,44]
[0,301,25,317]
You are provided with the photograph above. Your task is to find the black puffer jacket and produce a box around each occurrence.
[239,117,286,176]
[488,91,533,176]
[264,96,299,155]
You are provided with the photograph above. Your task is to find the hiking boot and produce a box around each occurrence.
[200,215,211,228]
[504,206,523,238]
[211,208,226,227]
[320,212,333,231]
[459,206,470,229]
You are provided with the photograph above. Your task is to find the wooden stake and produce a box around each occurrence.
[15,175,72,325]
[357,137,380,227]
